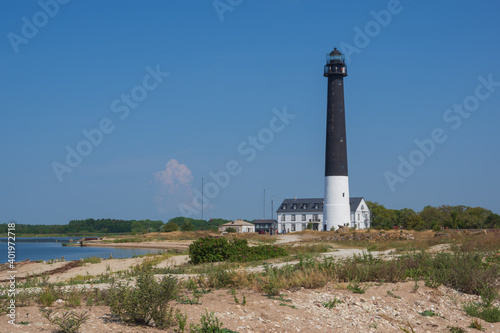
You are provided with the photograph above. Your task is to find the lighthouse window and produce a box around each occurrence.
[339,107,343,112]
[340,136,344,142]
[342,193,345,197]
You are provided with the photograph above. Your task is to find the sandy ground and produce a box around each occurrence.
[4,282,500,332]
[2,233,499,332]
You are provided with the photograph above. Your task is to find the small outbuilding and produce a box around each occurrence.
[218,219,255,233]
[252,219,278,234]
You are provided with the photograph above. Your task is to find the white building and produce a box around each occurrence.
[276,197,370,232]
[218,219,255,233]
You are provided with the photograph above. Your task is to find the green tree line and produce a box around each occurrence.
[367,202,500,230]
[0,217,232,236]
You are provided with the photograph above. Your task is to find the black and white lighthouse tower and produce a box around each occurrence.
[323,48,350,231]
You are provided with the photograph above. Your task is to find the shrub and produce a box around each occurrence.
[189,236,288,264]
[163,222,179,232]
[39,286,57,306]
[464,302,500,323]
[323,297,343,309]
[81,256,101,264]
[107,270,179,328]
[190,310,237,333]
[40,309,89,333]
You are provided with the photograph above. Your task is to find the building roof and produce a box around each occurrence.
[349,197,364,211]
[253,219,277,224]
[220,219,255,227]
[276,197,366,213]
[277,198,324,213]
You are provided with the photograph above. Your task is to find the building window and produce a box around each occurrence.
[340,136,344,142]
[302,203,307,209]
[291,214,296,221]
[302,214,306,221]
[313,214,318,221]
[292,204,297,209]
[339,107,343,112]
[281,215,285,221]
[291,224,296,231]
[282,204,287,210]
[342,193,345,197]
[302,223,306,230]
[358,214,360,220]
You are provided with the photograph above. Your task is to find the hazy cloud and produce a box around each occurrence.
[154,159,194,213]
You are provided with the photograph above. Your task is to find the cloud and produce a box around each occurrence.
[154,159,193,191]
[153,159,194,213]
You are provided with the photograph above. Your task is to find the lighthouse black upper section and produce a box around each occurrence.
[324,48,348,177]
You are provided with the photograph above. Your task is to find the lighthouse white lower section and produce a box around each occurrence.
[324,176,350,231]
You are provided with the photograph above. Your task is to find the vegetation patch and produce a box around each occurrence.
[189,236,288,264]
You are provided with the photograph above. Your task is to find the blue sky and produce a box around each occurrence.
[1,0,499,225]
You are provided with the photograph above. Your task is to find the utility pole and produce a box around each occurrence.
[201,177,204,221]
[263,188,266,220]
[271,197,274,220]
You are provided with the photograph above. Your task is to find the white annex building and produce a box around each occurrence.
[276,197,371,232]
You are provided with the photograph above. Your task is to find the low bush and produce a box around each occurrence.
[107,270,179,328]
[190,310,237,333]
[189,236,288,264]
[81,256,101,264]
[464,302,500,323]
[40,309,89,333]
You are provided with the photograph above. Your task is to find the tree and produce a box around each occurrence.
[180,221,194,231]
[485,213,500,229]
[366,201,397,229]
[131,221,147,234]
[225,227,236,233]
[397,208,417,229]
[162,223,179,232]
[419,206,445,229]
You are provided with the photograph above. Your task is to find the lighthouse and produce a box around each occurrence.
[323,48,350,231]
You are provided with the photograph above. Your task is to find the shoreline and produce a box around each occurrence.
[82,240,191,250]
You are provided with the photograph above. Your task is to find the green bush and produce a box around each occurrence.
[190,310,237,333]
[40,309,89,333]
[225,227,237,233]
[163,222,179,232]
[189,236,288,264]
[39,286,57,306]
[464,302,500,323]
[107,270,179,328]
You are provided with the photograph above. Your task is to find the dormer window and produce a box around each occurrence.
[314,203,319,209]
[292,204,297,210]
[282,204,287,210]
[302,203,307,209]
